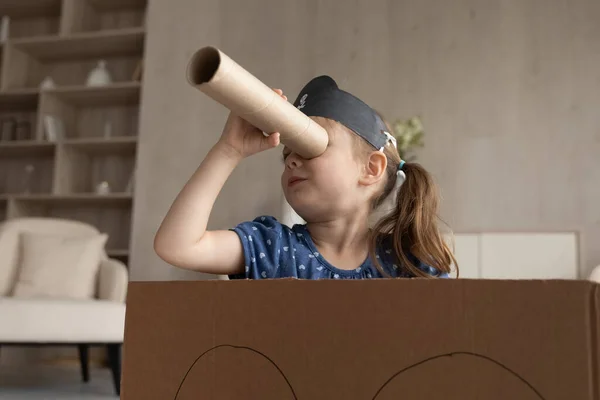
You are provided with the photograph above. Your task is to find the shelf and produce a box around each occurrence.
[0,140,55,156]
[9,193,133,206]
[89,0,147,11]
[63,136,137,154]
[10,28,145,61]
[0,89,39,109]
[0,0,61,18]
[44,82,141,106]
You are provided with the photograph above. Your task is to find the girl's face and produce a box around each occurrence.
[281,117,368,222]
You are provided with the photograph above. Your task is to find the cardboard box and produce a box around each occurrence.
[122,279,599,399]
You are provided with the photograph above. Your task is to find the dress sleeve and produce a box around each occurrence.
[229,216,284,279]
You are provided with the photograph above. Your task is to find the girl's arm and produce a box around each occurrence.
[154,143,245,274]
[153,89,286,275]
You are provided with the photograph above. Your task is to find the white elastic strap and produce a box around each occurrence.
[379,131,397,152]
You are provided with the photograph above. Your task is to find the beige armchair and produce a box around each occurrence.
[0,217,128,395]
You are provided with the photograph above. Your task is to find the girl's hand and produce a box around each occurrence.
[217,88,287,160]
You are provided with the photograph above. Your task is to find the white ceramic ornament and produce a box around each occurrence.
[86,60,112,86]
[40,76,55,90]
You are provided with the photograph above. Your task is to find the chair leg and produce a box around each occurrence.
[77,344,90,383]
[106,343,121,396]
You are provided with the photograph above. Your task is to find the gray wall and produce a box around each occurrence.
[130,0,600,281]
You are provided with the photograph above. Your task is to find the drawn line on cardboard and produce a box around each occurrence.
[370,351,546,400]
[174,346,545,399]
[173,344,299,399]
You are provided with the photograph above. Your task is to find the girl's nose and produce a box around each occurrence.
[285,152,303,169]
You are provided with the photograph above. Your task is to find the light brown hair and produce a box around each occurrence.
[347,115,458,278]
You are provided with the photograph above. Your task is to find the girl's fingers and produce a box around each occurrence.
[259,132,280,152]
[273,88,287,101]
[268,132,281,147]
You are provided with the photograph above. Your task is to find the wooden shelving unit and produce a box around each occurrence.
[9,27,144,60]
[0,140,54,156]
[45,81,141,106]
[0,87,39,107]
[0,0,146,263]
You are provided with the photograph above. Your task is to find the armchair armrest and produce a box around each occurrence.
[590,265,600,283]
[98,258,128,302]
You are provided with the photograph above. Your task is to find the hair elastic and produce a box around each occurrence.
[396,160,406,189]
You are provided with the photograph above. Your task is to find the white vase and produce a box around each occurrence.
[95,181,111,195]
[86,60,112,86]
[40,76,55,90]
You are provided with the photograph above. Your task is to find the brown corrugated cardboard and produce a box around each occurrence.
[121,279,599,399]
[186,46,329,159]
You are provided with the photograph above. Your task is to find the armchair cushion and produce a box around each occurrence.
[13,232,108,300]
[0,218,101,296]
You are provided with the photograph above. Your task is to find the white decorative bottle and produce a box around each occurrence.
[86,60,112,86]
[103,121,113,139]
[0,16,10,43]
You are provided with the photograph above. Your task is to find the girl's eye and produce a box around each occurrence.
[282,153,290,162]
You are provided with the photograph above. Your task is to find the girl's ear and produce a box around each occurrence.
[359,151,387,186]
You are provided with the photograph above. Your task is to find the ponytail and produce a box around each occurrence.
[337,113,458,278]
[369,160,458,278]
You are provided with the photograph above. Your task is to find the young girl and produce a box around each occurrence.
[154,76,458,279]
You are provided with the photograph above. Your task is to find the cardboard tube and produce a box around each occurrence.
[186,46,328,159]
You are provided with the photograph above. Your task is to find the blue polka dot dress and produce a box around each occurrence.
[229,216,447,280]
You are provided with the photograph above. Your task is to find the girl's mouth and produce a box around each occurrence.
[288,177,307,187]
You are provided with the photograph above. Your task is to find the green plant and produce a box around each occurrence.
[391,116,425,161]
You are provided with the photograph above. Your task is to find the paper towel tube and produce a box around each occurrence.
[186,46,329,159]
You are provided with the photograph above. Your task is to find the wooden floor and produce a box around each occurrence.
[0,364,118,399]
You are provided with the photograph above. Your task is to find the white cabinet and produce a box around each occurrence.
[450,232,579,279]
[451,234,480,279]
